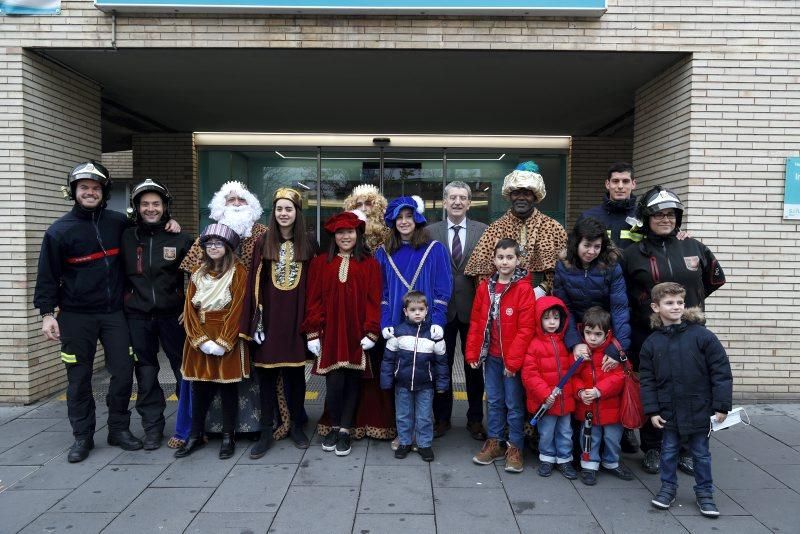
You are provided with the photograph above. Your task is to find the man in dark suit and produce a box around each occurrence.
[428,181,488,440]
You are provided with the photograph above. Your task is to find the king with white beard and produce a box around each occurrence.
[180,181,267,273]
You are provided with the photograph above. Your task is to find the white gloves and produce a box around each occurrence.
[430,325,444,341]
[253,331,265,345]
[200,340,225,356]
[533,286,547,300]
[360,337,375,351]
[307,339,321,357]
[382,327,395,339]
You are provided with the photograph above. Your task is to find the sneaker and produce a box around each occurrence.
[395,444,412,459]
[391,436,400,451]
[418,447,435,462]
[472,438,505,465]
[557,462,578,480]
[678,455,695,476]
[537,461,554,477]
[642,449,661,474]
[621,428,639,454]
[504,445,523,473]
[579,469,597,486]
[322,431,338,452]
[651,487,676,510]
[601,463,634,481]
[335,431,352,456]
[696,495,720,518]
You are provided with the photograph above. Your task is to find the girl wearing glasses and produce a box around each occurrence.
[176,223,249,460]
[620,186,726,476]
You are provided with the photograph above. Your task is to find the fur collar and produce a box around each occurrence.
[650,306,705,329]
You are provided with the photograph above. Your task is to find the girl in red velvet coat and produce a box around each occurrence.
[303,211,382,457]
[572,306,633,486]
[521,295,578,479]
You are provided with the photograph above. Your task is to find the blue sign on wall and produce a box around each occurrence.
[1,0,60,14]
[784,157,800,220]
[94,0,606,16]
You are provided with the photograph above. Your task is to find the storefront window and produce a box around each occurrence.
[198,147,567,238]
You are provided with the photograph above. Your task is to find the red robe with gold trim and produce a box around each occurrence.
[302,253,381,375]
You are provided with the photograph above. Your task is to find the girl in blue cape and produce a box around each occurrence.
[374,195,452,449]
[375,196,453,341]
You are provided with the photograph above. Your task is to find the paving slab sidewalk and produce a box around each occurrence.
[1,398,797,533]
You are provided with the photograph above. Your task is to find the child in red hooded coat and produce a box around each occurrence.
[573,306,633,486]
[521,296,578,479]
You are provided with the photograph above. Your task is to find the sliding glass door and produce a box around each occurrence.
[198,146,566,240]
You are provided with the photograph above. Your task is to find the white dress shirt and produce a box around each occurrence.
[447,218,468,253]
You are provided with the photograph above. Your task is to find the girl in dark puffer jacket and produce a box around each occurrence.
[553,217,631,362]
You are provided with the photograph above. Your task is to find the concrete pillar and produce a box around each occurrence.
[133,134,199,238]
[567,137,633,228]
[0,50,101,403]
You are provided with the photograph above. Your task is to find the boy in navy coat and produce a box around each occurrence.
[640,282,732,518]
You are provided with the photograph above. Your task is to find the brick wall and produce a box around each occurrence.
[132,134,199,237]
[0,50,101,403]
[102,150,133,182]
[633,57,693,202]
[567,137,633,229]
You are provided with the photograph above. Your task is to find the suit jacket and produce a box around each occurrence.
[427,218,487,323]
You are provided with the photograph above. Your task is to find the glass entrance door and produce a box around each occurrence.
[198,145,567,241]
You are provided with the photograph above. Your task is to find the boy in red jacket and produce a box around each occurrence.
[573,306,634,486]
[521,295,578,479]
[465,239,536,473]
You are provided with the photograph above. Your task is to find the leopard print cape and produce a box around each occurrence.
[464,209,567,293]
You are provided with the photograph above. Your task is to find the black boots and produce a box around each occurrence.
[143,432,164,451]
[249,428,274,459]
[174,435,205,458]
[107,429,143,451]
[289,424,309,449]
[67,438,94,463]
[219,432,236,459]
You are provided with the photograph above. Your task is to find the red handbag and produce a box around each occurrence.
[619,353,645,429]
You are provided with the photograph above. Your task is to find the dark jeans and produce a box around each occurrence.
[433,317,484,424]
[58,310,134,439]
[257,366,306,431]
[128,314,185,434]
[325,369,362,429]
[661,429,713,496]
[190,381,237,436]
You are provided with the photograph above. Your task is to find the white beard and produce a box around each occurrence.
[218,205,259,238]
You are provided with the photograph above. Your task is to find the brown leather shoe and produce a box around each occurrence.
[466,421,487,441]
[434,421,451,438]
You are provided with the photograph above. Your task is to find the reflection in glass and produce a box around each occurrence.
[197,148,567,238]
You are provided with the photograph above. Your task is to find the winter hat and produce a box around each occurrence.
[200,223,241,251]
[324,211,365,234]
[501,161,546,202]
[384,195,426,227]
